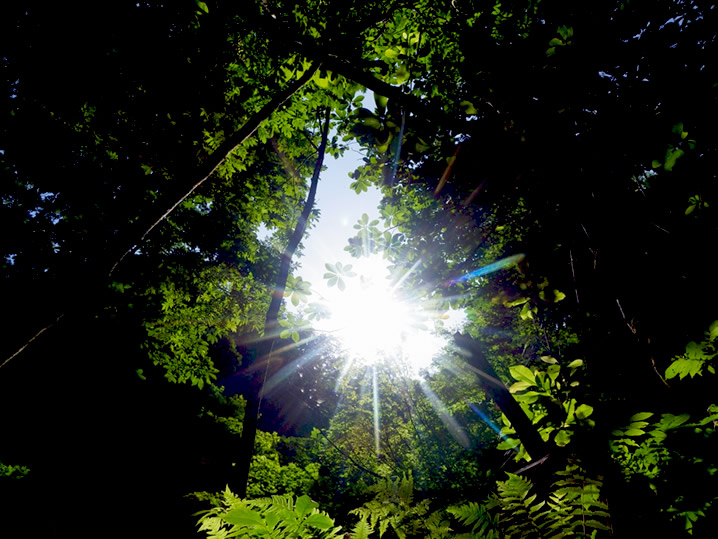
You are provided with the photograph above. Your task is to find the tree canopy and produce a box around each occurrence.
[1,0,717,537]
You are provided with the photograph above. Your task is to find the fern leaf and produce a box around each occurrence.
[351,518,372,539]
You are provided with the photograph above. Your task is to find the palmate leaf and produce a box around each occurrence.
[284,275,312,306]
[324,261,356,290]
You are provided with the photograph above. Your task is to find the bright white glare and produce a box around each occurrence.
[315,255,448,376]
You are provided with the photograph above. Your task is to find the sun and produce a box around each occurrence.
[315,256,446,375]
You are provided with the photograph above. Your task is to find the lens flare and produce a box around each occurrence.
[449,253,525,285]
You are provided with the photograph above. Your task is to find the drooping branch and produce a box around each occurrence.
[234,106,332,497]
[1,64,320,369]
[108,63,321,277]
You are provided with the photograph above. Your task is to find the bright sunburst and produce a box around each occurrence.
[315,255,447,376]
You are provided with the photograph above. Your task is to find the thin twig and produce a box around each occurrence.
[0,314,64,370]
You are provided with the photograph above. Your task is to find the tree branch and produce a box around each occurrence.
[109,63,321,277]
[2,64,320,369]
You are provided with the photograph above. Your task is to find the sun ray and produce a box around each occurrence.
[262,337,327,396]
[372,365,381,455]
[418,380,470,448]
[334,356,357,394]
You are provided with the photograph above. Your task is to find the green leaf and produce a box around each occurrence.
[375,93,389,110]
[497,438,521,450]
[361,117,382,130]
[557,25,573,40]
[706,320,718,340]
[313,72,330,89]
[666,357,703,379]
[664,147,685,171]
[540,355,558,364]
[549,38,564,47]
[567,359,584,369]
[223,507,265,527]
[295,495,319,518]
[305,513,334,530]
[383,48,399,60]
[509,365,536,385]
[586,520,611,531]
[460,100,478,115]
[395,64,410,84]
[195,0,209,13]
[509,381,534,393]
[506,297,530,308]
[624,428,645,436]
[659,413,690,430]
[575,404,594,419]
[554,429,571,446]
[630,412,654,422]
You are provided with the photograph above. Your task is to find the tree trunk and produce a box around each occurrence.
[232,107,331,497]
[453,332,549,463]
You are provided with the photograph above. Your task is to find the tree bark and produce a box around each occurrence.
[453,332,549,463]
[233,107,332,497]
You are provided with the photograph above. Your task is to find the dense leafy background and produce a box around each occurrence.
[1,0,717,537]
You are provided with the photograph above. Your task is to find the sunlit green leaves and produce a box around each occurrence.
[350,173,372,194]
[323,261,356,290]
[509,365,536,386]
[685,194,709,215]
[575,403,594,420]
[663,146,685,172]
[304,302,330,321]
[460,100,478,115]
[503,356,593,457]
[144,267,266,387]
[284,275,312,306]
[665,320,718,379]
[546,25,573,55]
[194,0,209,14]
[198,490,342,539]
[279,314,310,343]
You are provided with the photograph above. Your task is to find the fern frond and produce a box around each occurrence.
[351,518,372,539]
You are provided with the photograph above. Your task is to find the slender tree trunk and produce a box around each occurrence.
[453,333,549,463]
[233,107,332,497]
